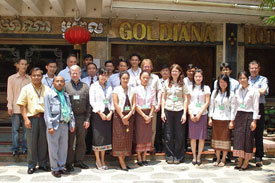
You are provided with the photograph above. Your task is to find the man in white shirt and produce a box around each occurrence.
[58,54,78,82]
[128,54,142,87]
[81,54,93,79]
[107,59,128,89]
[42,60,57,89]
[214,63,239,93]
[248,60,269,167]
[82,63,98,87]
[155,65,170,153]
[105,60,115,78]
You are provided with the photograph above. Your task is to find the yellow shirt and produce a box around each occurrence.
[16,83,51,117]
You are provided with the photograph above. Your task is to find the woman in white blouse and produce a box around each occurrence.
[208,74,235,167]
[135,71,155,166]
[161,64,189,164]
[233,71,260,171]
[187,69,210,166]
[89,68,113,170]
[112,71,136,171]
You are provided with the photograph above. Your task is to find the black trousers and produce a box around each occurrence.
[155,111,163,152]
[255,103,264,160]
[164,109,186,162]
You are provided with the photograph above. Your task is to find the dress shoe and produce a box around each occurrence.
[74,162,89,169]
[142,161,149,166]
[27,168,35,174]
[66,164,74,172]
[52,171,61,178]
[234,165,241,170]
[239,167,248,171]
[173,160,180,164]
[137,161,143,166]
[38,166,51,172]
[191,160,197,165]
[256,161,263,167]
[197,160,202,166]
[119,165,128,171]
[12,151,19,157]
[59,169,70,175]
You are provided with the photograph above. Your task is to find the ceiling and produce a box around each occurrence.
[0,0,273,25]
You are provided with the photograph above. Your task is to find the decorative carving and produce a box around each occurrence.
[0,18,51,33]
[61,20,104,34]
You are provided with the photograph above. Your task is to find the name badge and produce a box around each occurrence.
[219,105,225,110]
[103,99,109,104]
[124,106,130,111]
[142,104,149,109]
[73,95,80,100]
[240,104,246,109]
[172,97,179,102]
[37,98,43,105]
[196,103,201,107]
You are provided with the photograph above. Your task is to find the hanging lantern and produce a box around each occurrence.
[64,26,91,45]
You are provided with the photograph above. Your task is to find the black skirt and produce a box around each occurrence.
[92,108,112,151]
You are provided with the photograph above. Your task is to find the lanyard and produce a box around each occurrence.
[33,85,42,99]
[251,76,260,87]
[45,77,53,88]
[144,86,148,105]
[220,91,226,104]
[196,87,201,103]
[241,88,249,103]
[131,68,139,78]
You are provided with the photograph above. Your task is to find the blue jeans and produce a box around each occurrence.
[11,114,27,152]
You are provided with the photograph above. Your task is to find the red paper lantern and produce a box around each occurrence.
[64,26,91,45]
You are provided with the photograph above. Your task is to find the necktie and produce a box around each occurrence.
[90,77,94,85]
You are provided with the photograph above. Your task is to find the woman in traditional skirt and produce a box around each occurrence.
[112,71,136,171]
[233,71,259,171]
[135,71,155,166]
[161,64,189,164]
[208,74,235,167]
[89,68,113,170]
[187,69,210,166]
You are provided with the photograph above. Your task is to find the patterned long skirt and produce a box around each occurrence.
[112,111,134,157]
[233,111,255,160]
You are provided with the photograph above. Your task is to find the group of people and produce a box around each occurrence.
[7,53,268,178]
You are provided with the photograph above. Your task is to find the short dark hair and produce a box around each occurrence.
[17,58,28,64]
[105,60,114,66]
[129,53,141,61]
[249,60,260,68]
[46,60,57,66]
[161,64,170,70]
[30,67,43,75]
[86,63,98,70]
[83,54,93,60]
[220,62,231,71]
[118,59,129,67]
[67,53,77,60]
[186,64,196,70]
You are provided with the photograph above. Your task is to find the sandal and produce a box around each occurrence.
[218,161,225,167]
[213,161,219,166]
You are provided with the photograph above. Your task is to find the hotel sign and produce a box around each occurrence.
[119,22,215,42]
[244,26,275,45]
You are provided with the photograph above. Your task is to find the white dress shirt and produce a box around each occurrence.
[112,85,135,111]
[82,75,98,87]
[184,77,193,87]
[209,90,235,121]
[234,85,260,120]
[128,68,141,87]
[42,74,56,89]
[188,85,211,115]
[89,81,113,113]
